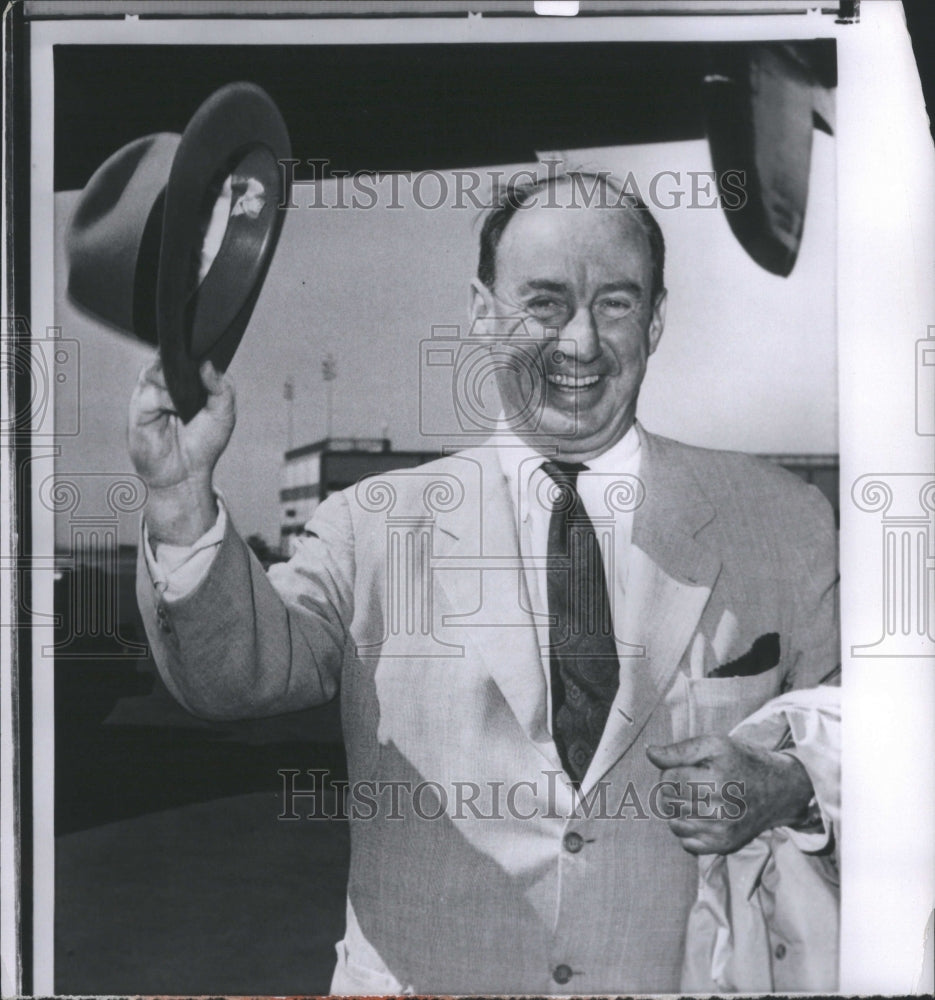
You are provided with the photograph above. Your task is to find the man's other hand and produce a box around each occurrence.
[645,735,814,855]
[128,354,236,545]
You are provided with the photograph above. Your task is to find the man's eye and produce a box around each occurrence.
[525,298,566,318]
[597,297,633,316]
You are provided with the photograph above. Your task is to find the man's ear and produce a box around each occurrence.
[470,278,494,328]
[648,288,667,355]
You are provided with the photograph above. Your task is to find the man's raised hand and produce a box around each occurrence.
[128,355,236,545]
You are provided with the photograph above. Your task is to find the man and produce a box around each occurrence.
[131,174,838,994]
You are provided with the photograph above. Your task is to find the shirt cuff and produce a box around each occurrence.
[778,747,834,853]
[142,496,227,603]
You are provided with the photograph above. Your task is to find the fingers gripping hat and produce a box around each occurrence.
[67,82,292,422]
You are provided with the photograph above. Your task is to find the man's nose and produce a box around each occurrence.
[561,306,601,364]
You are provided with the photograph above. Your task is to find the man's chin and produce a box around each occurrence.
[539,401,609,438]
[507,413,593,452]
[527,409,635,459]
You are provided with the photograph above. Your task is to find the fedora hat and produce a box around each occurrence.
[67,81,292,421]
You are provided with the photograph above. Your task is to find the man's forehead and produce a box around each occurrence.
[494,198,651,279]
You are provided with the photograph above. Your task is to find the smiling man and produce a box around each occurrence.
[473,174,666,461]
[132,171,839,994]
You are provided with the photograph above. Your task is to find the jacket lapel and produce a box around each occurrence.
[430,448,558,765]
[424,431,724,788]
[583,427,722,795]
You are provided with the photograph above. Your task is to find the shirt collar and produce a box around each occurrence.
[495,420,642,509]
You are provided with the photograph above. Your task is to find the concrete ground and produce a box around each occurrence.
[56,790,349,995]
[54,645,350,995]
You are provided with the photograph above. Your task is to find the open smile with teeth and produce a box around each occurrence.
[547,373,602,390]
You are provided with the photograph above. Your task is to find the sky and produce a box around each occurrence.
[54,134,836,546]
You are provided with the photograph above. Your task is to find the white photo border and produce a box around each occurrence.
[4,2,933,996]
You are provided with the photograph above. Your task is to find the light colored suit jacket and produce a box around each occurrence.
[137,426,839,994]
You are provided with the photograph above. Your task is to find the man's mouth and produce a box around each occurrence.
[547,373,602,391]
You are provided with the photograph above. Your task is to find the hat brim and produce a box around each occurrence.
[156,82,291,422]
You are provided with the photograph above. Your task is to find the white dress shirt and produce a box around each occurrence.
[494,423,643,726]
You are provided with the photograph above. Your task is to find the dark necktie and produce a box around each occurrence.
[542,460,620,786]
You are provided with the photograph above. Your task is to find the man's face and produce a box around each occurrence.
[471,193,666,461]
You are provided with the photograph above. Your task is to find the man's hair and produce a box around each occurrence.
[477,170,666,302]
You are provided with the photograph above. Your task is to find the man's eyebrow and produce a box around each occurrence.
[517,279,570,295]
[515,279,645,297]
[594,280,644,297]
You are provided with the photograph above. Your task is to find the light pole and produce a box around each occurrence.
[283,378,294,449]
[322,353,337,439]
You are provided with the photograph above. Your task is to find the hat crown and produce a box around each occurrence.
[67,133,180,342]
[70,134,177,237]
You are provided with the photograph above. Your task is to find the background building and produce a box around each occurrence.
[281,439,839,554]
[763,454,840,525]
[280,437,442,554]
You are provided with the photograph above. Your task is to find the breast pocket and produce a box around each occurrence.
[685,663,786,737]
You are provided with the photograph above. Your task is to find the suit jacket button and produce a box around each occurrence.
[156,606,171,633]
[563,831,584,854]
[774,942,787,960]
[552,964,573,985]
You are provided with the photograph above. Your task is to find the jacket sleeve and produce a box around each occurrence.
[784,483,840,691]
[136,490,355,720]
[774,486,840,850]
[735,686,841,854]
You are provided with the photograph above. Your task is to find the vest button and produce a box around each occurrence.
[563,831,584,853]
[552,964,573,985]
[774,942,787,959]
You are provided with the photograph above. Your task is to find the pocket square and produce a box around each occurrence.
[707,632,780,678]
